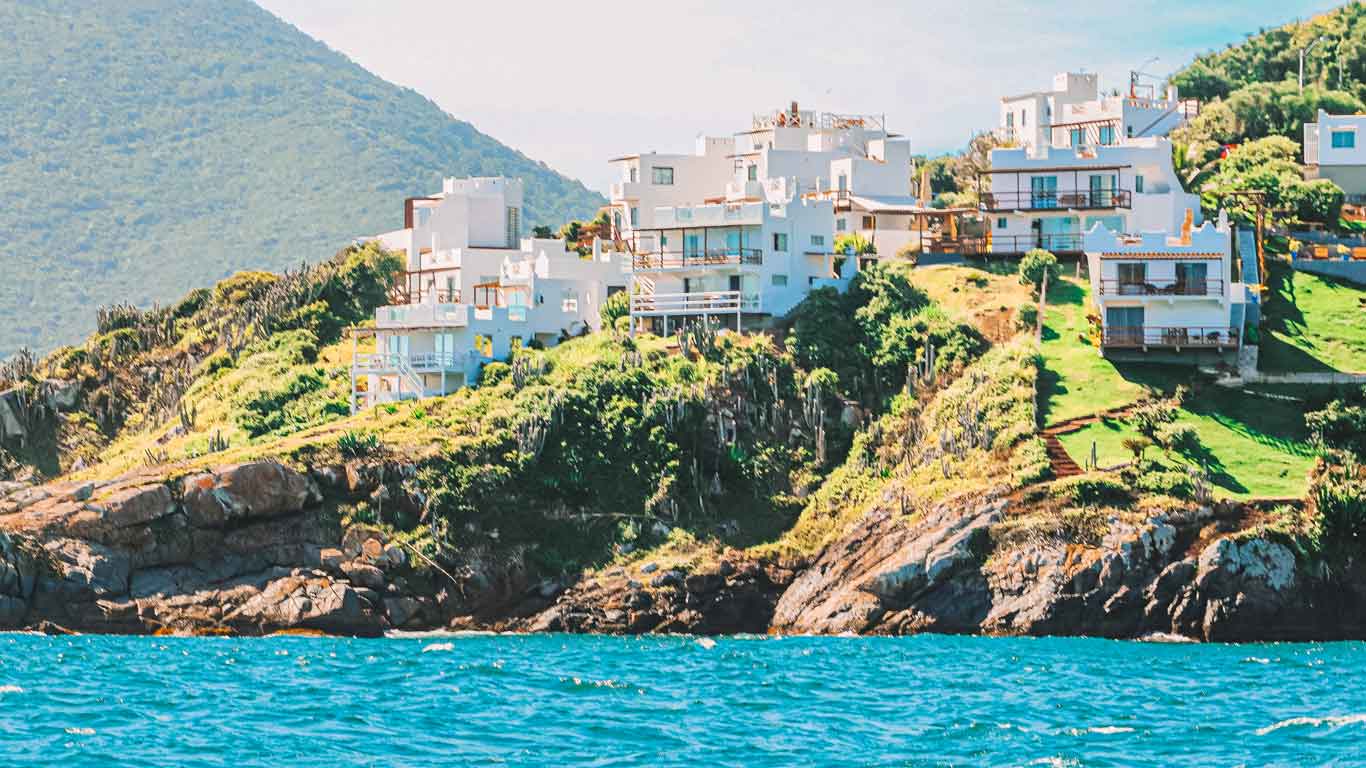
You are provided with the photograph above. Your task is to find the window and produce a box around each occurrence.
[1006,112,1015,129]
[747,165,758,181]
[1098,125,1115,146]
[628,167,638,183]
[660,235,668,246]
[1117,262,1147,295]
[771,274,788,287]
[505,206,520,248]
[651,166,675,185]
[1332,130,1356,148]
[1134,175,1145,194]
[416,207,432,227]
[810,234,826,247]
[474,335,493,358]
[1105,307,1145,342]
[996,217,1007,229]
[613,210,622,233]
[629,207,638,227]
[1021,108,1027,128]
[837,174,848,195]
[1175,262,1209,295]
[836,218,847,232]
[685,233,701,255]
[1070,128,1084,147]
[861,215,875,230]
[772,232,788,251]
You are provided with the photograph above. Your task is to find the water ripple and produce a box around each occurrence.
[0,633,1363,766]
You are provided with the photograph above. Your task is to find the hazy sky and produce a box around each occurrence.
[255,0,1339,193]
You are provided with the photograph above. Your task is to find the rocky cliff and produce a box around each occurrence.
[4,461,1364,641]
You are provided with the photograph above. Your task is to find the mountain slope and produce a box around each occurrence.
[0,0,604,358]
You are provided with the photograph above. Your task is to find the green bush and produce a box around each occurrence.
[338,431,382,460]
[1018,249,1058,291]
[235,368,327,437]
[599,290,630,329]
[1010,436,1052,486]
[480,362,511,387]
[1307,389,1366,459]
[1309,457,1366,562]
[1050,473,1130,506]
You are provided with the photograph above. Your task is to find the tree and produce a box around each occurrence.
[1018,249,1058,292]
[834,232,876,256]
[532,225,554,239]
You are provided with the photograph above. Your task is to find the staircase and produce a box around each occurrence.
[1043,433,1083,478]
[393,355,425,400]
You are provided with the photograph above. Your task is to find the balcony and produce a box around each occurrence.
[982,189,1131,212]
[1102,326,1238,349]
[651,202,764,228]
[632,248,762,271]
[1098,278,1224,298]
[957,233,1084,255]
[375,303,468,329]
[631,290,744,317]
[353,352,465,372]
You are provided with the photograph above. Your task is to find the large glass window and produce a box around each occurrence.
[1332,130,1356,149]
[1098,125,1115,145]
[1117,262,1147,294]
[1030,176,1058,209]
[772,233,788,252]
[1175,262,1209,295]
[651,166,675,185]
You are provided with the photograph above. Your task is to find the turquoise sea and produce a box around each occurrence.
[0,633,1363,767]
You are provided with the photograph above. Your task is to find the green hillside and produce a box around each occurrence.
[0,0,604,359]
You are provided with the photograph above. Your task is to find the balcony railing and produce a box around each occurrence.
[631,290,746,316]
[354,352,466,371]
[957,233,1084,255]
[631,248,763,271]
[982,189,1131,212]
[389,286,460,305]
[375,303,469,329]
[1098,278,1224,298]
[1102,326,1239,348]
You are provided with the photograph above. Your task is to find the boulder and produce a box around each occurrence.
[182,461,319,529]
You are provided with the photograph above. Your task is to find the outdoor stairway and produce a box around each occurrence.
[1043,434,1083,478]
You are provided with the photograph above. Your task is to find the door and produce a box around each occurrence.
[1040,216,1077,251]
[1030,176,1058,209]
[1088,174,1116,207]
[1105,306,1145,345]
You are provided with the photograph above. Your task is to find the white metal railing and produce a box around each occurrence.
[651,202,764,228]
[376,303,469,328]
[631,290,743,316]
[354,352,464,372]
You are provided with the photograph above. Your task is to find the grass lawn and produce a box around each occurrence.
[1037,274,1188,425]
[1260,259,1366,373]
[1055,386,1316,499]
[907,261,1036,342]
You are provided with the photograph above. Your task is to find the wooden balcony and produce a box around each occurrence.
[957,233,1084,255]
[1102,326,1238,349]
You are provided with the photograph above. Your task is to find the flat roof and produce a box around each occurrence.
[981,163,1130,175]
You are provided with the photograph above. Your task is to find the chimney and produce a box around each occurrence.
[1180,208,1193,245]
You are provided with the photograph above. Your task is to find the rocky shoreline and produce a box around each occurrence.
[3,460,1364,642]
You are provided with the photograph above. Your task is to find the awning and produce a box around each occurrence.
[846,195,974,215]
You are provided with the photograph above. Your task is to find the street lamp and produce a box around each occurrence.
[1300,36,1328,92]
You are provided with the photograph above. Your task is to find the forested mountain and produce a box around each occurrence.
[0,0,603,358]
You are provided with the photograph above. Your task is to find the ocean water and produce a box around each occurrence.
[0,633,1363,767]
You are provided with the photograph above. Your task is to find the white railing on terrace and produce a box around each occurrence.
[631,290,741,316]
[354,352,465,372]
[652,202,764,228]
[751,110,885,133]
[376,303,469,328]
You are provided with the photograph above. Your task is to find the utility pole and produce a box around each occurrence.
[1300,36,1327,93]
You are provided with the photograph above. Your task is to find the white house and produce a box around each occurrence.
[1304,109,1366,199]
[1084,211,1247,353]
[979,137,1200,256]
[604,103,913,332]
[998,71,1197,152]
[350,177,627,411]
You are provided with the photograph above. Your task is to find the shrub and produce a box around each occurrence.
[1018,249,1058,291]
[1309,457,1366,562]
[599,290,630,329]
[1155,422,1202,458]
[1050,473,1130,506]
[1010,436,1052,486]
[338,431,382,460]
[480,362,511,387]
[1015,304,1038,333]
[1122,436,1154,462]
[1306,390,1366,459]
[1132,399,1179,439]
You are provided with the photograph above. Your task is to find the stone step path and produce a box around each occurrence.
[1044,433,1083,478]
